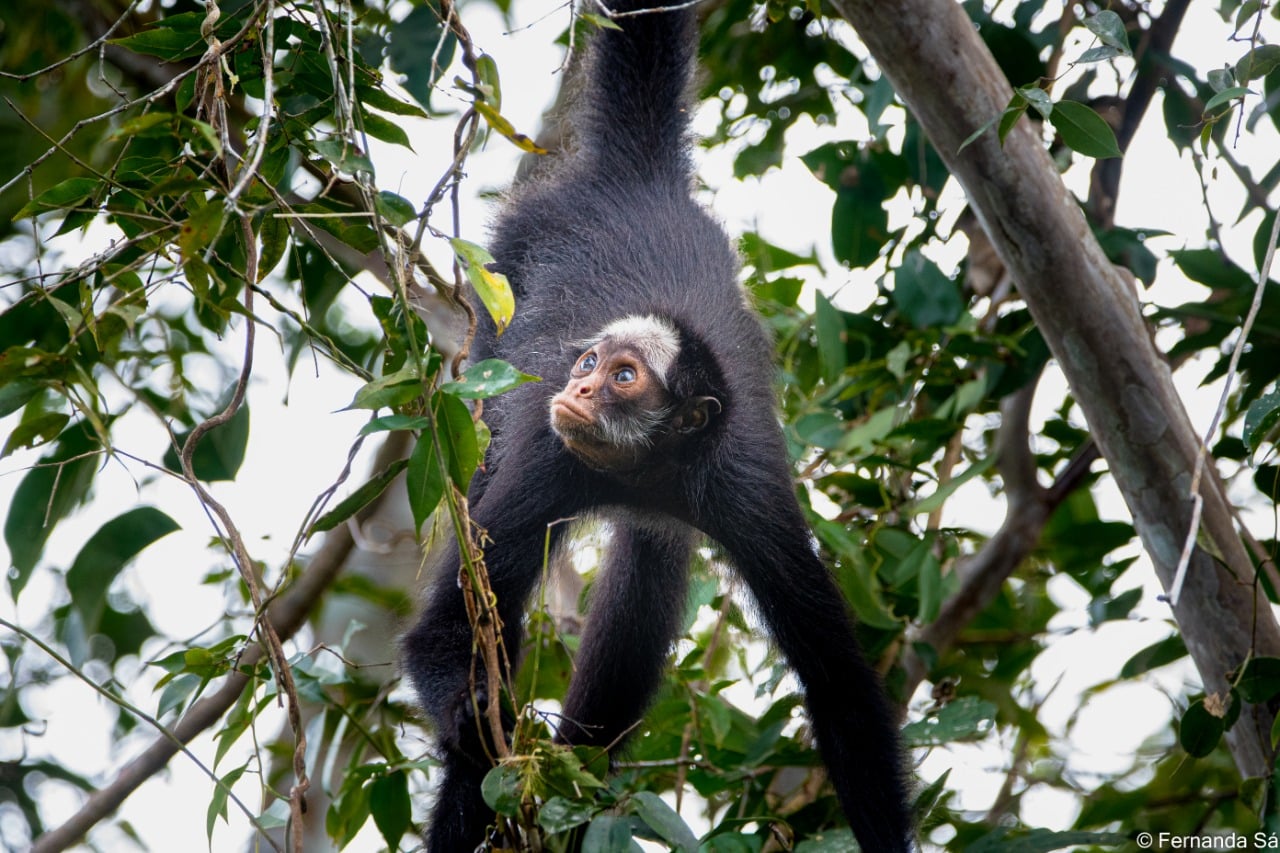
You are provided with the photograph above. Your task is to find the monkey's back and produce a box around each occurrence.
[482,166,778,431]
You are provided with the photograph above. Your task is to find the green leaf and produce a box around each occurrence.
[156,672,203,720]
[358,414,432,436]
[996,98,1028,145]
[1244,389,1280,454]
[163,404,251,482]
[2,412,70,458]
[581,814,633,852]
[388,4,457,110]
[1179,699,1226,757]
[893,250,963,329]
[451,238,515,333]
[1048,100,1122,158]
[1207,68,1235,93]
[344,365,425,411]
[908,455,995,515]
[369,770,411,850]
[1079,45,1127,63]
[901,696,996,746]
[375,191,416,228]
[359,109,414,150]
[206,764,248,841]
[1087,587,1141,625]
[110,112,176,139]
[0,381,42,417]
[915,546,943,624]
[957,113,999,153]
[442,358,540,399]
[314,138,375,176]
[539,796,596,835]
[308,458,410,535]
[1203,85,1252,114]
[109,17,206,62]
[1238,656,1280,703]
[258,213,290,281]
[1119,634,1187,677]
[837,406,899,457]
[1083,11,1131,55]
[541,746,606,799]
[1015,86,1052,119]
[1236,44,1280,82]
[357,85,430,119]
[739,233,821,273]
[435,391,480,489]
[406,432,446,530]
[580,12,624,31]
[66,507,180,635]
[13,177,100,221]
[177,199,226,260]
[631,791,697,852]
[480,764,524,817]
[800,141,902,268]
[794,412,845,450]
[180,116,221,157]
[813,292,846,385]
[328,770,372,848]
[794,828,858,851]
[475,53,503,110]
[215,689,269,767]
[6,424,99,595]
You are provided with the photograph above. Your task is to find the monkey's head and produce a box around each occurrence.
[549,315,721,476]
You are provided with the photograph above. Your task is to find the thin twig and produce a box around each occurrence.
[2,617,273,848]
[1169,200,1280,604]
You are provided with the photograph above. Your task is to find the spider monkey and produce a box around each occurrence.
[403,2,913,850]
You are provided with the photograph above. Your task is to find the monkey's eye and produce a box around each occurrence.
[578,352,598,371]
[614,366,637,384]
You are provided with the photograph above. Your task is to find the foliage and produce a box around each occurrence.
[1,0,1279,851]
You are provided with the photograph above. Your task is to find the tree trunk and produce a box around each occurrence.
[830,0,1280,777]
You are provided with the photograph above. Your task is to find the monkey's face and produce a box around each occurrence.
[549,339,674,472]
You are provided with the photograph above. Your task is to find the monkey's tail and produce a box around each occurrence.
[579,0,698,183]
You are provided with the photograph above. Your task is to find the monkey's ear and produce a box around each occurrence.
[675,396,722,434]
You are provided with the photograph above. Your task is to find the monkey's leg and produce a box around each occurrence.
[556,520,695,751]
[701,469,913,853]
[404,445,582,852]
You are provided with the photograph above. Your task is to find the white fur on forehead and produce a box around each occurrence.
[594,315,681,381]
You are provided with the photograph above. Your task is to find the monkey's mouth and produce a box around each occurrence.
[550,397,588,420]
[550,398,592,428]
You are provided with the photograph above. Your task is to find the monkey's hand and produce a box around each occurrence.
[439,680,512,765]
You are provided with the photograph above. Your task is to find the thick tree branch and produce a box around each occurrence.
[831,0,1280,776]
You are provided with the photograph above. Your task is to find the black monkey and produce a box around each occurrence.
[403,2,913,850]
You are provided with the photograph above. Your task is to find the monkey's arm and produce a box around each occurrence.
[557,521,696,750]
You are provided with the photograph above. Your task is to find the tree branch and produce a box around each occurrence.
[899,380,1099,703]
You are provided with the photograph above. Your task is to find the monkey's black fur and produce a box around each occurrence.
[403,3,913,850]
